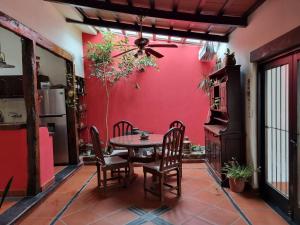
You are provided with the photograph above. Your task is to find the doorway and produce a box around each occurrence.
[260,52,300,222]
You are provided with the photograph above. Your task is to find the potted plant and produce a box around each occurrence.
[211,97,220,109]
[222,159,258,193]
[224,48,236,66]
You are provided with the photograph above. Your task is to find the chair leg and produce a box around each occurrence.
[123,166,128,188]
[103,169,107,192]
[118,168,121,184]
[160,174,164,202]
[177,168,181,196]
[144,171,147,198]
[96,163,101,188]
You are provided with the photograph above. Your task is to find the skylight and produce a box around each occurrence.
[142,33,153,38]
[156,35,168,40]
[125,30,137,36]
[109,28,122,34]
[186,39,201,44]
[170,37,182,42]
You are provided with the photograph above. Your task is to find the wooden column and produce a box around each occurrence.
[66,61,80,164]
[22,38,40,195]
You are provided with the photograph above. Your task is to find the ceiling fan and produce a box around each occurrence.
[113,16,178,59]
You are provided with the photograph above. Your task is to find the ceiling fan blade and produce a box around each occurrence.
[145,48,164,58]
[112,48,138,58]
[147,44,178,48]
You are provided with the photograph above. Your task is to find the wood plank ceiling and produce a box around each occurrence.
[46,0,265,44]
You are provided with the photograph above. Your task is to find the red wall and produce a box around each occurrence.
[39,127,54,189]
[82,33,214,145]
[0,128,54,196]
[0,129,28,195]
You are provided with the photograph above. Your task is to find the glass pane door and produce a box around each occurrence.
[265,64,289,198]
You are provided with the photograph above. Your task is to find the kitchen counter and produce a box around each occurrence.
[0,123,27,130]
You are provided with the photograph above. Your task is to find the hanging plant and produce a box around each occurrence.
[86,31,158,147]
[197,76,214,96]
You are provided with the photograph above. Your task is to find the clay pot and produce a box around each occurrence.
[229,178,245,193]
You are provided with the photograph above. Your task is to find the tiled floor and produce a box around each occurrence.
[16,163,287,225]
[0,199,17,215]
[54,166,67,175]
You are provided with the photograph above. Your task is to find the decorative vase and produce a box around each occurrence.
[224,55,236,66]
[229,178,245,193]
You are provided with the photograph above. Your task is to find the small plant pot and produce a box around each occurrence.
[229,178,245,193]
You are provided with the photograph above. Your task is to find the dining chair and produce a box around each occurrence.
[169,120,185,134]
[157,120,185,158]
[109,120,134,157]
[90,126,129,191]
[143,127,184,202]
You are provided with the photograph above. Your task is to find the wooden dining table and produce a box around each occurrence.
[109,134,164,181]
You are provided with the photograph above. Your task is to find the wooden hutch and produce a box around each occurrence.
[204,65,244,186]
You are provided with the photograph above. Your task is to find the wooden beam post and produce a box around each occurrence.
[66,61,80,165]
[22,38,40,196]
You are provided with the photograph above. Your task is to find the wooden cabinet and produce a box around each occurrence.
[204,65,244,186]
[0,76,23,98]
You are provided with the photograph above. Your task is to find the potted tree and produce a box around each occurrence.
[222,159,258,193]
[86,31,158,147]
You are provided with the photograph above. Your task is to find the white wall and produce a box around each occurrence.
[1,0,84,76]
[36,46,66,85]
[227,0,300,187]
[0,99,26,123]
[0,27,22,75]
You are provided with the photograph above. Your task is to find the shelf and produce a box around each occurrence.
[204,124,226,135]
[78,125,87,131]
[214,117,228,123]
[209,65,240,78]
[77,109,87,113]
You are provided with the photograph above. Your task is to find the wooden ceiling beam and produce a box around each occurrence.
[127,0,133,7]
[243,0,266,18]
[149,0,155,10]
[45,0,247,27]
[66,17,229,42]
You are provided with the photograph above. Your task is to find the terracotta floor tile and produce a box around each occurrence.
[199,207,240,225]
[214,199,236,213]
[191,190,226,206]
[100,209,137,225]
[0,200,17,214]
[16,164,289,225]
[245,209,288,225]
[182,216,214,225]
[161,208,194,225]
[54,166,67,175]
[171,197,212,216]
[231,218,248,225]
[61,208,102,225]
[16,217,52,225]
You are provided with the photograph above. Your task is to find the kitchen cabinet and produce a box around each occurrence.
[204,65,244,186]
[0,76,23,98]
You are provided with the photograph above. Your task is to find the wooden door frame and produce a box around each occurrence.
[0,11,79,195]
[253,26,300,222]
[257,56,294,217]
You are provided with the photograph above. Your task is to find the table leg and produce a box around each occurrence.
[128,147,137,183]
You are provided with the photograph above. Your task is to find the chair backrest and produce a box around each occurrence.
[160,127,184,171]
[113,120,134,137]
[90,126,105,166]
[169,120,185,134]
